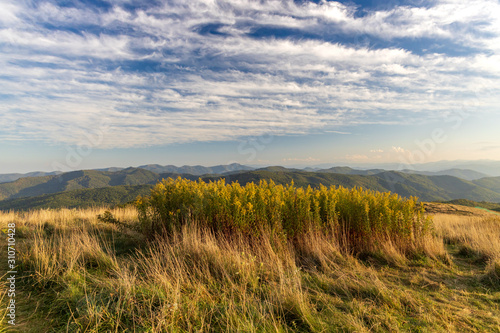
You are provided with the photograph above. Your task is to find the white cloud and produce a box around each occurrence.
[0,29,133,59]
[392,146,407,154]
[0,0,499,148]
[0,2,21,25]
[325,130,351,135]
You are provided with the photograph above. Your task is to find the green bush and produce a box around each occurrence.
[136,178,432,253]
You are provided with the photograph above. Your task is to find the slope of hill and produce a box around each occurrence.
[0,185,153,211]
[373,171,500,202]
[0,168,160,201]
[473,176,500,193]
[315,166,489,180]
[0,171,62,184]
[401,168,489,181]
[317,166,386,175]
[310,160,500,177]
[0,174,57,200]
[255,166,303,172]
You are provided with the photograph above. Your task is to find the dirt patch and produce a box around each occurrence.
[423,202,496,217]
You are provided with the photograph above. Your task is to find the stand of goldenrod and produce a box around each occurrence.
[137,177,432,254]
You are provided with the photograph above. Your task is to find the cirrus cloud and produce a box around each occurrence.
[0,0,499,148]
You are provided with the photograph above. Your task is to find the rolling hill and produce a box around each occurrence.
[0,171,62,184]
[317,166,386,175]
[1,165,500,211]
[473,176,500,193]
[373,171,500,202]
[0,185,153,211]
[316,166,489,180]
[400,168,489,181]
[0,168,160,201]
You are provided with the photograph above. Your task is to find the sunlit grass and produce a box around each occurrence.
[433,213,500,284]
[0,197,499,331]
[433,214,500,261]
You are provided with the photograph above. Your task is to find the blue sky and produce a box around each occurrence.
[1,0,500,173]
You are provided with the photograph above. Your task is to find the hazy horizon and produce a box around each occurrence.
[1,0,499,174]
[3,158,500,176]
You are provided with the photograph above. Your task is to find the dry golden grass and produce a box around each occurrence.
[423,202,498,217]
[0,207,137,237]
[1,206,499,332]
[432,213,500,261]
[433,212,500,284]
[0,206,137,224]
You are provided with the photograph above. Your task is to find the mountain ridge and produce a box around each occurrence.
[0,171,62,184]
[137,163,253,175]
[1,165,500,210]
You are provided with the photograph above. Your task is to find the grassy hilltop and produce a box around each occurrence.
[1,179,500,332]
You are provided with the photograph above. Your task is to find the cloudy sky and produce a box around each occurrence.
[1,0,499,173]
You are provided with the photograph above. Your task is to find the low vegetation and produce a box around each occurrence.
[136,178,433,257]
[0,179,499,332]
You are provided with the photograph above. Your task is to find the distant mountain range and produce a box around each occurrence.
[0,163,253,184]
[297,166,488,180]
[308,160,500,177]
[1,163,500,211]
[398,168,489,181]
[1,162,494,184]
[0,171,62,184]
[137,163,254,175]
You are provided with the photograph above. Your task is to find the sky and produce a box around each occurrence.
[1,0,500,173]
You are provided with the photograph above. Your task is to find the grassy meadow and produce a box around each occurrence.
[1,178,500,332]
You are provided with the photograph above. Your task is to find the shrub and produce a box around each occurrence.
[136,178,432,255]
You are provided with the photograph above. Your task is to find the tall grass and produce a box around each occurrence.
[5,215,430,332]
[137,177,432,255]
[3,209,341,331]
[3,204,498,332]
[0,207,137,239]
[433,213,500,282]
[433,214,500,260]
